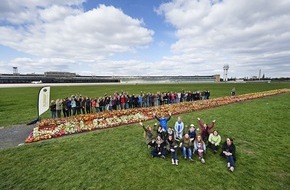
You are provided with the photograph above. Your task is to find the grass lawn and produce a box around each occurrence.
[0,82,289,127]
[0,91,289,189]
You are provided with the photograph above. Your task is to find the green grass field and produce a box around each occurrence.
[0,83,290,189]
[0,82,289,127]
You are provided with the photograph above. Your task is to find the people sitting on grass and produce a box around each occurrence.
[153,112,171,132]
[197,117,216,143]
[166,127,175,140]
[174,116,184,141]
[139,122,154,148]
[193,135,206,164]
[208,130,221,154]
[139,118,236,172]
[151,135,166,158]
[220,137,236,172]
[157,125,166,140]
[188,124,197,142]
[166,135,179,165]
[180,134,193,161]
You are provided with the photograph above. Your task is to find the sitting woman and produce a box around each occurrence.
[197,117,215,143]
[151,135,166,158]
[208,130,221,153]
[166,135,179,165]
[188,124,197,142]
[193,135,206,164]
[220,137,236,172]
[139,122,154,148]
[157,125,166,140]
[180,134,193,161]
[166,127,175,140]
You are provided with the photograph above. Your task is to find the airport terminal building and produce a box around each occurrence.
[0,71,220,84]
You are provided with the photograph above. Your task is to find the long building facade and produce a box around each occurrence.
[0,72,220,84]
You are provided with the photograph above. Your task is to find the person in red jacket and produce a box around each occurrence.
[197,117,215,143]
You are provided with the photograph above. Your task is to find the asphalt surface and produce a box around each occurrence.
[0,124,35,150]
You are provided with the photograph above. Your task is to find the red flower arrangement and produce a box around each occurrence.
[25,88,290,143]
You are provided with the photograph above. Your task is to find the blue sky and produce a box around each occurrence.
[0,0,290,78]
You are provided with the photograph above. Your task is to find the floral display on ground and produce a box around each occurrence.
[25,88,290,143]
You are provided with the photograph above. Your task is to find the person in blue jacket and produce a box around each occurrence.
[153,112,171,132]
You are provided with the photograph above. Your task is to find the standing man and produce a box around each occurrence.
[153,112,171,132]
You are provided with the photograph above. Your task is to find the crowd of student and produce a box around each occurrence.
[140,113,236,172]
[49,90,210,118]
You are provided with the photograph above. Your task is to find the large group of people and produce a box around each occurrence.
[140,114,236,172]
[49,88,236,172]
[49,90,210,119]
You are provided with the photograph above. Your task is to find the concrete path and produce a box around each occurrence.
[0,124,35,150]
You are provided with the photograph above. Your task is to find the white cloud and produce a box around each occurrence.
[39,5,82,22]
[0,0,289,78]
[0,57,74,74]
[157,0,290,77]
[0,0,157,77]
[0,2,154,60]
[0,0,85,24]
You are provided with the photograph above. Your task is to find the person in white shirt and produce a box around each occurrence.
[174,117,184,140]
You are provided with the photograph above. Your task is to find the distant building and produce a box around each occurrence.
[44,71,76,78]
[0,72,119,84]
[118,75,220,83]
[0,71,220,84]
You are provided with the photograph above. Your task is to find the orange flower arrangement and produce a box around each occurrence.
[25,88,290,143]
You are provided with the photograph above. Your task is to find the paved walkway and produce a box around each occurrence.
[0,124,35,150]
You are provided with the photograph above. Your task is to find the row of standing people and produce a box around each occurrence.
[49,90,211,118]
[140,114,236,172]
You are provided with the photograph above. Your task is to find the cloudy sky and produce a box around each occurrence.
[0,0,289,78]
